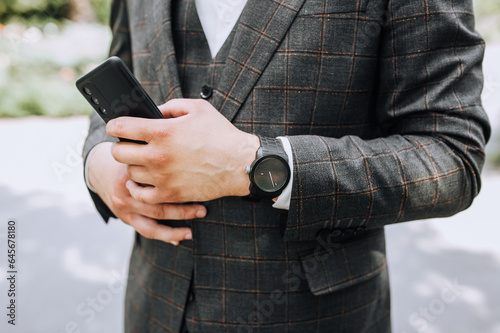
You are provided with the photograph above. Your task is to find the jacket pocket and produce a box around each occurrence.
[299,228,386,296]
[298,0,370,15]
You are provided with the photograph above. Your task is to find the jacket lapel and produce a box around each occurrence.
[213,0,307,121]
[150,0,183,101]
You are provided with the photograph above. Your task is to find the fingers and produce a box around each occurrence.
[133,200,207,221]
[126,180,170,204]
[106,117,156,142]
[111,142,148,166]
[126,164,155,185]
[127,213,193,245]
[158,99,195,119]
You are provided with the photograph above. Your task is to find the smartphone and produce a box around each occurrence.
[76,56,164,142]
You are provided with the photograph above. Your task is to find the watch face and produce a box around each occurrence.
[253,156,289,193]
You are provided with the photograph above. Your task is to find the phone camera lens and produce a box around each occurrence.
[91,97,99,105]
[83,87,92,95]
[99,107,108,115]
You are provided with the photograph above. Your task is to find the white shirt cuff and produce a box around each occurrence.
[84,142,112,193]
[272,137,293,210]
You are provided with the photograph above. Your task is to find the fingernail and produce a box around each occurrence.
[196,209,206,218]
[185,233,192,240]
[170,241,179,246]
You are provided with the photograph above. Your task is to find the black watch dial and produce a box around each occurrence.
[253,156,289,193]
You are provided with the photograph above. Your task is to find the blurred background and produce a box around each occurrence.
[0,0,499,332]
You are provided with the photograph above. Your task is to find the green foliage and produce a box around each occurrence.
[0,21,111,117]
[0,0,112,25]
[474,0,500,43]
[0,0,66,23]
[90,0,111,25]
[0,60,93,117]
[474,0,500,17]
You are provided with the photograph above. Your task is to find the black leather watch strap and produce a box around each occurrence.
[246,136,290,200]
[258,136,288,162]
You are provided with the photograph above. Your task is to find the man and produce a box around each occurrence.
[83,0,490,332]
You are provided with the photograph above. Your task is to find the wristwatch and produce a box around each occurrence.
[245,136,291,199]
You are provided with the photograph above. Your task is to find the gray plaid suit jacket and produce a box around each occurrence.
[83,0,490,332]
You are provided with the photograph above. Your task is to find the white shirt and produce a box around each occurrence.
[85,0,293,210]
[195,0,248,58]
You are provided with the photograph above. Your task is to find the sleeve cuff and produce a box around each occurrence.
[272,137,293,210]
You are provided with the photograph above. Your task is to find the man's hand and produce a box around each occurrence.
[106,99,260,204]
[87,142,207,245]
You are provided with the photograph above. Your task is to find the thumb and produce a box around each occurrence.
[158,99,192,119]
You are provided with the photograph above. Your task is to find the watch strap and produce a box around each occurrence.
[258,136,288,163]
[247,136,289,199]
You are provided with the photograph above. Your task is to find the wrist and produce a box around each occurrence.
[87,142,114,193]
[229,133,260,197]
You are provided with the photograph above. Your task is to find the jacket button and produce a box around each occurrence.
[316,229,331,241]
[200,85,213,99]
[354,227,366,235]
[331,229,342,238]
[342,229,355,238]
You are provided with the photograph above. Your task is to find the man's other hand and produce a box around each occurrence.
[87,143,206,245]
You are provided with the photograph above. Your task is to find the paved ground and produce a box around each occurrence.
[1,47,500,333]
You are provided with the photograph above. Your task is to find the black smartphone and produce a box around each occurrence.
[76,56,164,135]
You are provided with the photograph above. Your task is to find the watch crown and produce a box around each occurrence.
[245,166,251,174]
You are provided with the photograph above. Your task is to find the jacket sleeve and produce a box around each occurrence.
[82,0,132,222]
[283,0,491,241]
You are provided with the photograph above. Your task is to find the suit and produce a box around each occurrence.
[82,0,490,332]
